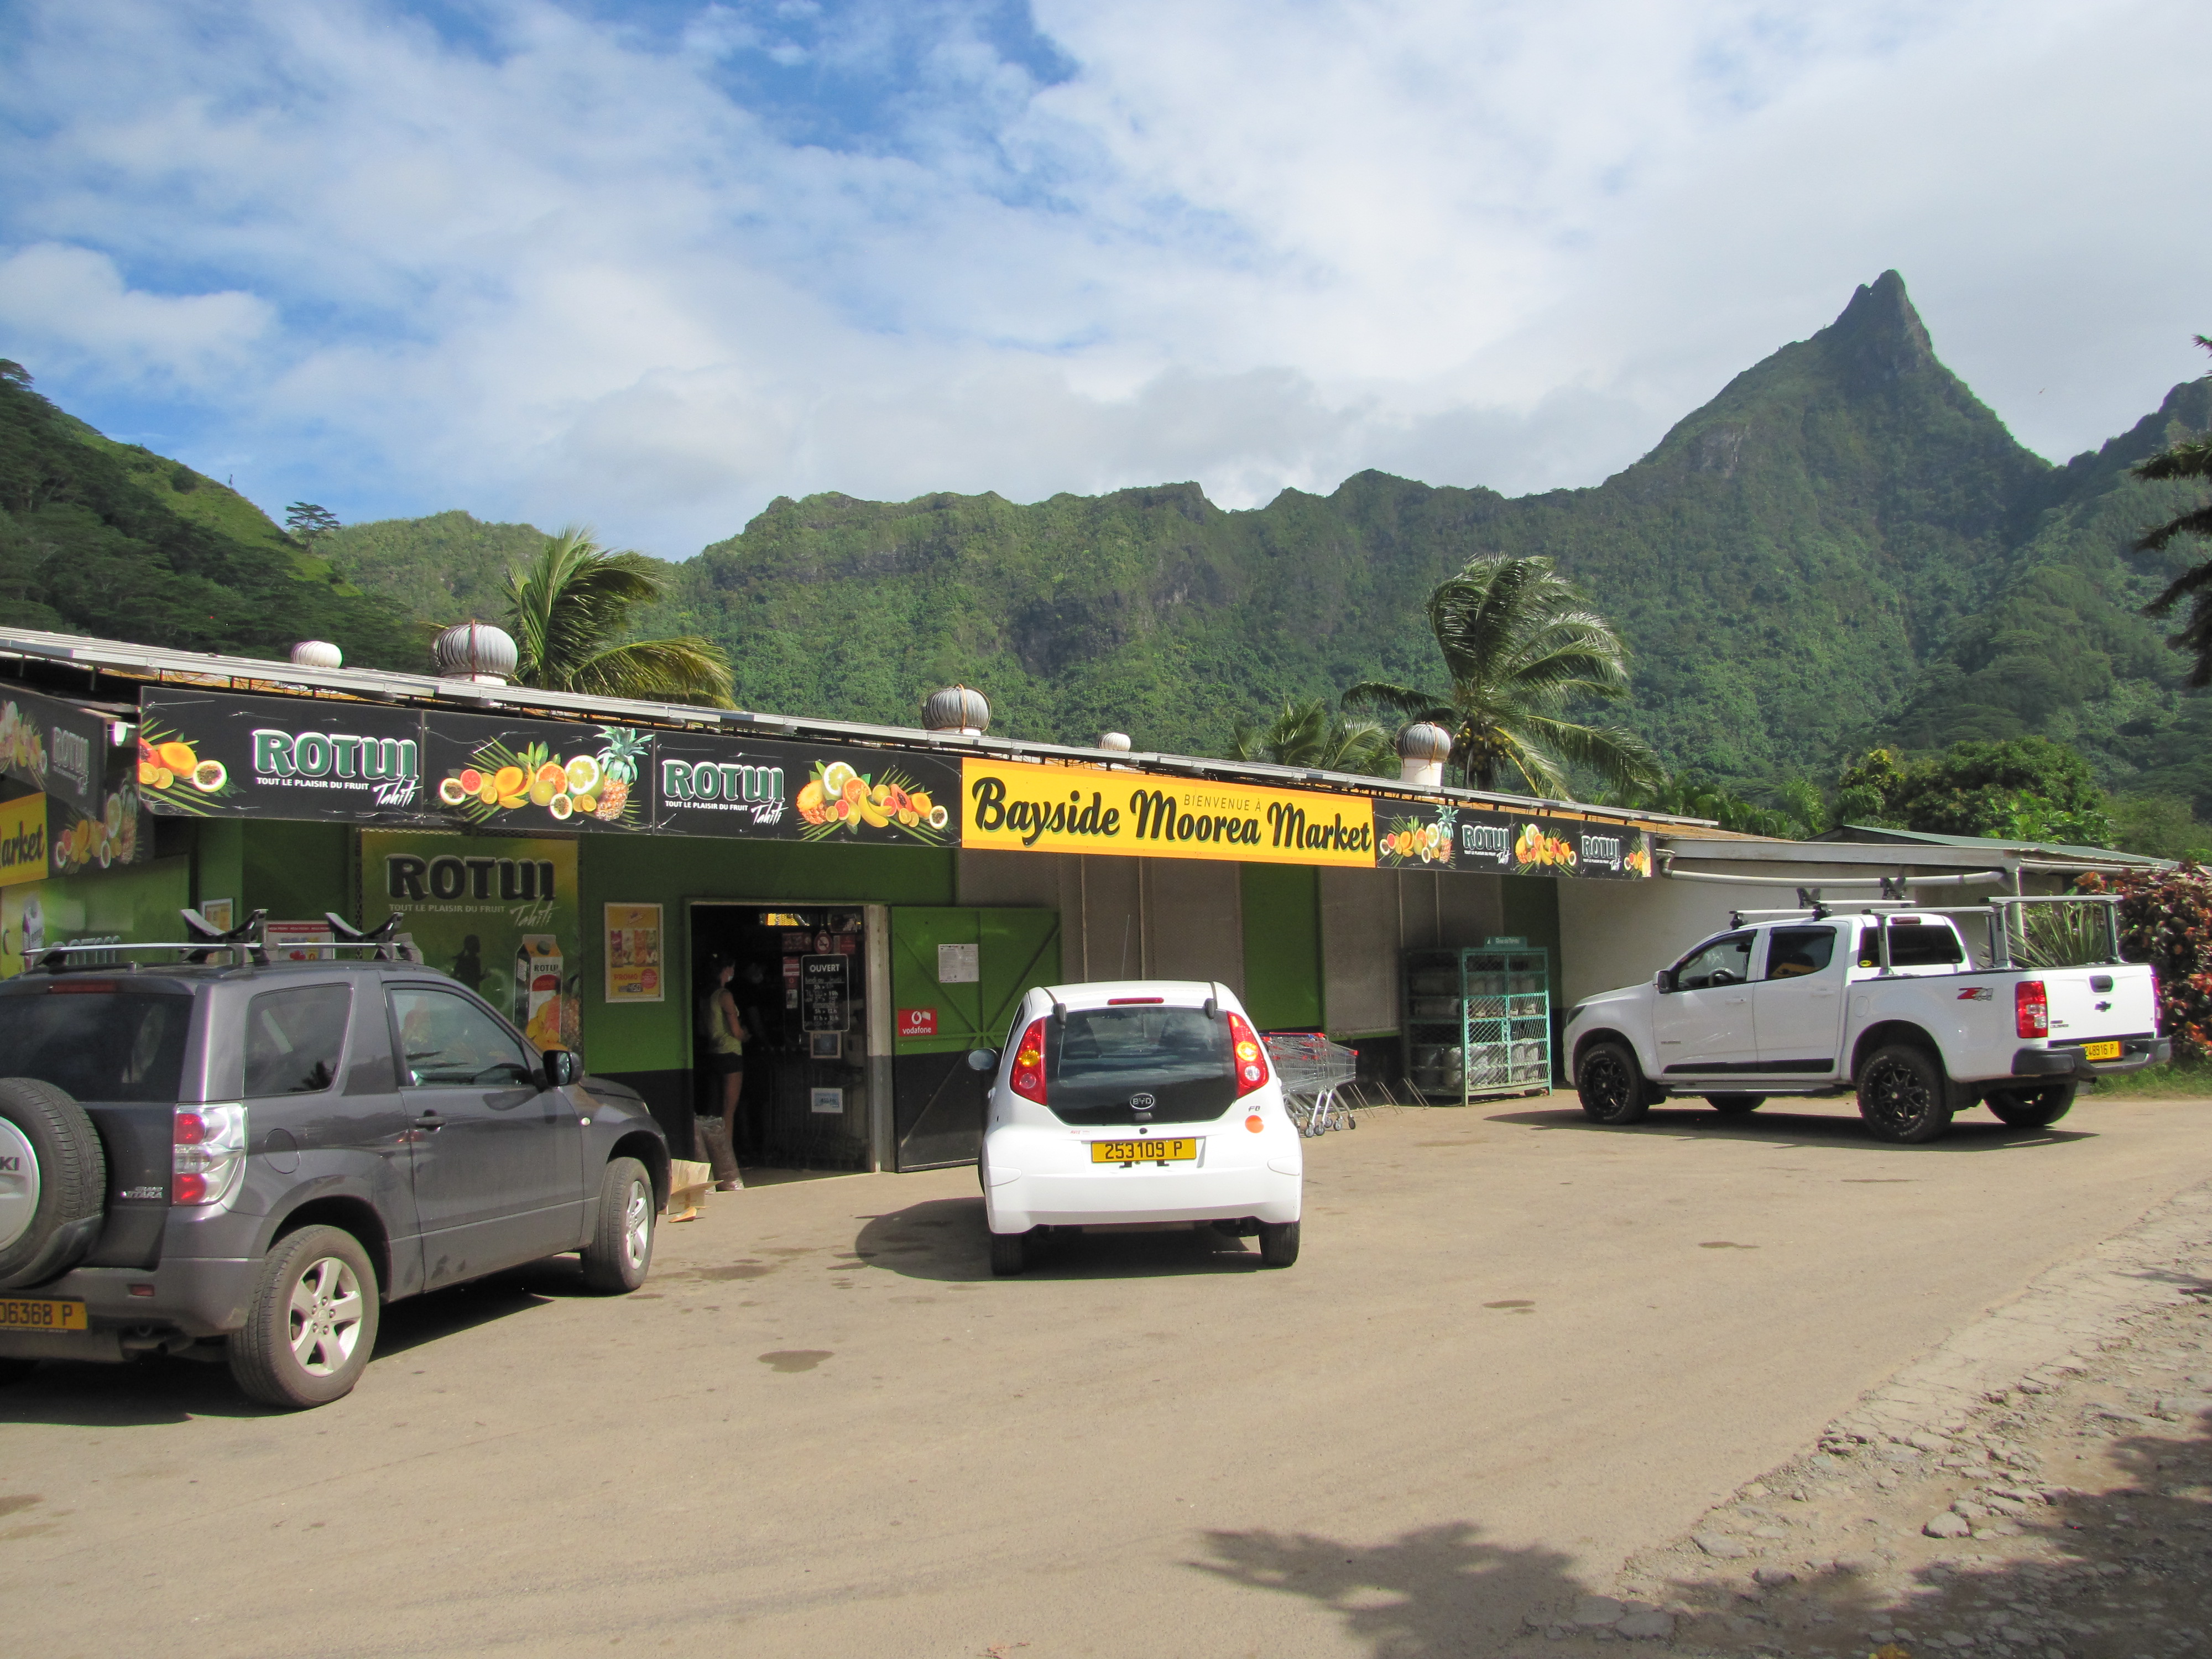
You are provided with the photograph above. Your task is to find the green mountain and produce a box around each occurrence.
[665,272,2210,798]
[0,361,420,669]
[13,275,2211,816]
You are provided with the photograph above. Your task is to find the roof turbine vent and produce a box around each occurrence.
[1098,731,1132,753]
[432,620,519,686]
[289,640,343,669]
[1396,721,1453,788]
[922,684,990,737]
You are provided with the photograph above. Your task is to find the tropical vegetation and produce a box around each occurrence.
[1226,698,1394,775]
[504,528,734,707]
[2139,335,2212,688]
[1342,554,1659,796]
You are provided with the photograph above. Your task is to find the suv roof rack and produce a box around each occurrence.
[26,910,411,974]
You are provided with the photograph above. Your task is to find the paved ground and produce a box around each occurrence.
[3,1091,2210,1659]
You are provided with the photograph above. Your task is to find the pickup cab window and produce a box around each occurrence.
[1858,921,1964,969]
[1764,927,1838,980]
[1673,933,1753,990]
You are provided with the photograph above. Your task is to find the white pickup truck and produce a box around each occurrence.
[1563,897,2169,1142]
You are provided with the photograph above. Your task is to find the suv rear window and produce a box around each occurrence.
[245,985,351,1096]
[0,988,192,1102]
[1045,1006,1235,1125]
[1859,921,1965,968]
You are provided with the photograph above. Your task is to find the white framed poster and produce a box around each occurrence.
[604,902,664,1003]
[810,1087,844,1115]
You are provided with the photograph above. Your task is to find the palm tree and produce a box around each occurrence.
[1345,554,1658,796]
[1227,697,1395,775]
[505,526,734,707]
[2140,336,2212,686]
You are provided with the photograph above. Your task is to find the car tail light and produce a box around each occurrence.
[173,1103,247,1206]
[1009,1019,1048,1104]
[1227,1011,1270,1097]
[2015,980,2048,1040]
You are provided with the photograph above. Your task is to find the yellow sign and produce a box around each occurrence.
[961,759,1374,867]
[0,794,46,887]
[604,902,664,1003]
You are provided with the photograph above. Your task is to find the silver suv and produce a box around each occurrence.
[0,946,668,1407]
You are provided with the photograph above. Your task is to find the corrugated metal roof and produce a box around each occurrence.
[1815,823,2167,865]
[0,624,1717,831]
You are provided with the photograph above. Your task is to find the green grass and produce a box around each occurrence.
[2085,1058,2212,1098]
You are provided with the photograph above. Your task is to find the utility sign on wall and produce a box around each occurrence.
[937,942,979,983]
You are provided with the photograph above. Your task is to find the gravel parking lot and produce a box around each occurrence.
[3,1091,2208,1659]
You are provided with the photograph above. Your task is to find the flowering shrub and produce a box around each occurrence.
[2075,864,2212,1060]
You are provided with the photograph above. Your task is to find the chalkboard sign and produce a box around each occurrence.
[801,954,849,1032]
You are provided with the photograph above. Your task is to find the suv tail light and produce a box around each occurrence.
[2015,980,2049,1040]
[1009,1019,1048,1104]
[1227,1011,1270,1098]
[173,1104,247,1206]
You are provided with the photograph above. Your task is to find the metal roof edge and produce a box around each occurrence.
[0,625,1714,833]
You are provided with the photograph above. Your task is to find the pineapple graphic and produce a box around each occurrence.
[593,727,650,822]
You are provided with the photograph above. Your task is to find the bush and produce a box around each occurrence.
[2075,864,2212,1060]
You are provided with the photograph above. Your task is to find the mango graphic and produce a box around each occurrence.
[157,741,197,774]
[493,765,526,799]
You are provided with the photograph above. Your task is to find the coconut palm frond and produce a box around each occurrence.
[1227,697,1396,776]
[1342,680,1454,723]
[504,525,736,706]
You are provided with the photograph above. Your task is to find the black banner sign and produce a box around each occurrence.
[1,680,144,876]
[1373,800,1653,879]
[653,732,959,849]
[139,689,429,824]
[801,954,850,1032]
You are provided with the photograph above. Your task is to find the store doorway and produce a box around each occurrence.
[688,904,872,1172]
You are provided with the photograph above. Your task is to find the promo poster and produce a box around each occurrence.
[360,831,583,1053]
[654,731,958,848]
[0,857,191,979]
[138,687,426,824]
[421,712,654,835]
[1374,800,1653,879]
[2,681,144,875]
[604,902,663,1003]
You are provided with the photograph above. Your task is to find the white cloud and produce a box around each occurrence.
[0,0,2206,554]
[0,243,273,385]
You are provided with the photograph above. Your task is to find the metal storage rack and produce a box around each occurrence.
[1402,945,1553,1103]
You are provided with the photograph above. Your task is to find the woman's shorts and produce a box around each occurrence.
[706,1053,745,1077]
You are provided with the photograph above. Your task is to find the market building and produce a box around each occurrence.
[0,625,2161,1174]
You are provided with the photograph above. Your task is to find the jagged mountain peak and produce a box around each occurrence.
[1819,268,1937,389]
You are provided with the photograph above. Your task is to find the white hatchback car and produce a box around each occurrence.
[969,980,1303,1275]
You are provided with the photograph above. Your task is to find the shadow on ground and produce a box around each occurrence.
[1190,1521,1602,1656]
[1657,1408,2212,1658]
[853,1196,1269,1282]
[1488,1103,2095,1154]
[0,1258,574,1423]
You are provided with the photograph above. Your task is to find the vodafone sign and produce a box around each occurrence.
[898,1008,937,1039]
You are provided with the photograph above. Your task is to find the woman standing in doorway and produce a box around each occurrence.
[698,956,747,1191]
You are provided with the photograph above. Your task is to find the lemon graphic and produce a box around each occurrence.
[192,760,227,792]
[548,794,574,821]
[821,761,858,798]
[564,755,601,795]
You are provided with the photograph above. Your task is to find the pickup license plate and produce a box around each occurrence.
[0,1298,88,1332]
[2081,1041,2122,1062]
[1091,1138,1198,1164]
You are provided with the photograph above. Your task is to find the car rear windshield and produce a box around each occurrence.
[0,989,194,1102]
[1045,1005,1235,1125]
[1858,921,1965,968]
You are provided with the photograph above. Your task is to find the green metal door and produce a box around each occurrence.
[889,907,1061,1170]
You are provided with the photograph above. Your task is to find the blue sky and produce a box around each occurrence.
[3,0,2208,557]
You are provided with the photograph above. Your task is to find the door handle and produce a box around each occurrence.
[1725,997,1747,1005]
[414,1110,446,1130]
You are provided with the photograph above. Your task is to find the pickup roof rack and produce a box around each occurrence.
[1724,894,2123,972]
[25,910,414,973]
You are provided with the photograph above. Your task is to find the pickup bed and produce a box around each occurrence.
[1563,898,2169,1142]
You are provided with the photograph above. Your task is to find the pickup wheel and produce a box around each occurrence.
[1705,1094,1765,1115]
[228,1224,379,1409]
[1855,1044,1957,1144]
[1576,1040,1651,1125]
[1984,1083,2077,1128]
[580,1157,655,1293]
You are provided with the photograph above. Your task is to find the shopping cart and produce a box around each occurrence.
[1263,1031,1360,1136]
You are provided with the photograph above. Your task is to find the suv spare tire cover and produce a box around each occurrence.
[0,1077,109,1291]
